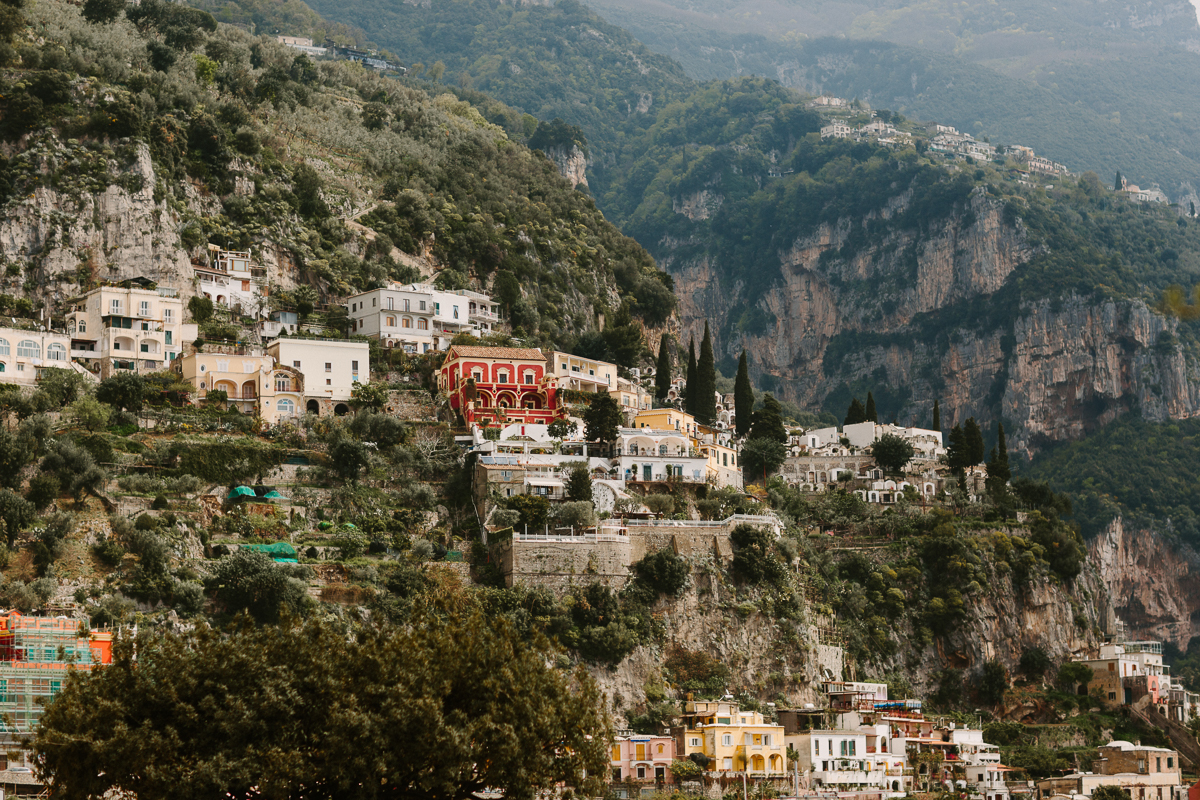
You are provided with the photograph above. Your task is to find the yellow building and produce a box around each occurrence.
[174,349,304,424]
[633,408,697,439]
[611,376,651,422]
[674,700,788,777]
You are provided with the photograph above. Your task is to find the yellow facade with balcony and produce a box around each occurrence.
[675,701,788,777]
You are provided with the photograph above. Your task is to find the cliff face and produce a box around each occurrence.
[595,550,1109,722]
[544,144,589,189]
[1089,517,1200,647]
[664,188,1200,453]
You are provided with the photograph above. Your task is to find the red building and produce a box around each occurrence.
[438,345,561,427]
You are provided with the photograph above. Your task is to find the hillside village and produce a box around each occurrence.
[2,244,1200,795]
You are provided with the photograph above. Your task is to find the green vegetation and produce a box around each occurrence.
[1025,415,1200,545]
[36,608,610,798]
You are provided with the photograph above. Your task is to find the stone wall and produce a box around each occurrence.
[496,516,777,590]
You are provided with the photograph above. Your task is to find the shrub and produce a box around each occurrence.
[631,548,689,597]
[152,494,170,510]
[976,659,1009,705]
[642,494,674,516]
[1019,646,1052,680]
[730,523,785,585]
[94,538,125,566]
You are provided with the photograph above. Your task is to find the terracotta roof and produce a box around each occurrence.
[448,346,546,361]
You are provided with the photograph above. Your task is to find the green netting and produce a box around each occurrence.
[240,543,298,558]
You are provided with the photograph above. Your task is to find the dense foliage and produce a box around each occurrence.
[1024,415,1200,546]
[36,609,611,799]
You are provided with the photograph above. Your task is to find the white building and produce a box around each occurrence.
[265,338,369,416]
[614,427,708,485]
[346,282,498,354]
[0,327,84,385]
[194,247,266,315]
[66,280,197,378]
[550,351,617,394]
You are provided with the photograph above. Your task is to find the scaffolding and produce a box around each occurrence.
[0,613,102,734]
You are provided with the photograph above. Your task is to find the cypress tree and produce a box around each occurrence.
[1114,171,1123,192]
[654,333,671,401]
[734,350,753,438]
[865,392,877,423]
[991,421,1010,483]
[947,423,967,472]
[748,393,787,443]
[685,336,697,415]
[694,322,717,424]
[963,417,985,466]
[844,398,867,426]
[932,399,941,432]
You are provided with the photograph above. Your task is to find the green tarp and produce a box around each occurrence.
[262,490,288,501]
[241,543,298,560]
[227,486,256,499]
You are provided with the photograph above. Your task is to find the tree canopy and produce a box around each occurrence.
[35,608,611,799]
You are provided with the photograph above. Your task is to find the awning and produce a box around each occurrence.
[526,477,563,487]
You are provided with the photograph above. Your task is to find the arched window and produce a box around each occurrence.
[386,316,395,327]
[16,341,39,358]
[47,343,66,361]
[77,320,86,333]
[402,317,412,328]
[277,398,295,415]
[0,339,8,355]
[0,362,5,372]
[417,318,428,330]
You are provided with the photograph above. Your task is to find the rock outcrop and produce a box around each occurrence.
[1089,516,1200,646]
[544,143,589,189]
[664,187,1200,454]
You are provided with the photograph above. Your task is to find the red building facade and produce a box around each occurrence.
[438,345,561,427]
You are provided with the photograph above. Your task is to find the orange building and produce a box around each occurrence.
[437,345,562,428]
[0,612,112,734]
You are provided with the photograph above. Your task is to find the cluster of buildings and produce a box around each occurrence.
[1117,175,1170,204]
[275,36,405,72]
[1067,630,1199,724]
[611,673,1192,800]
[820,117,912,148]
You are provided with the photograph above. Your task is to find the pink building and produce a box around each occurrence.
[611,735,675,785]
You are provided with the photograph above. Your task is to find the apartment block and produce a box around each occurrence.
[265,338,369,415]
[66,280,197,378]
[346,282,498,354]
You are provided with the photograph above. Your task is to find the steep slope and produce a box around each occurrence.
[0,0,671,352]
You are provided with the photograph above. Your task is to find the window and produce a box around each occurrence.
[723,453,728,466]
[277,399,295,415]
[722,735,733,747]
[841,741,848,757]
[217,360,230,372]
[472,371,482,382]
[140,342,150,353]
[386,316,395,327]
[16,341,39,358]
[1168,758,1174,769]
[0,363,4,372]
[453,305,459,319]
[387,297,394,310]
[351,303,357,312]
[849,741,856,756]
[372,298,377,307]
[0,339,7,356]
[1138,760,1146,774]
[163,309,173,323]
[165,331,172,345]
[351,360,359,372]
[47,344,66,361]
[326,379,331,385]
[612,745,621,761]
[139,300,150,317]
[636,766,645,779]
[814,742,820,755]
[276,378,290,391]
[435,302,440,314]
[524,372,534,385]
[402,318,412,328]
[141,321,150,331]
[110,299,121,314]
[293,360,301,369]
[419,300,426,311]
[404,299,410,311]
[723,758,733,771]
[77,320,86,333]
[417,319,428,330]
[690,738,701,747]
[498,371,509,383]
[1157,758,1161,772]
[325,363,332,372]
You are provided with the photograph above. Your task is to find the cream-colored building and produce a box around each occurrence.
[346,282,497,354]
[265,338,369,415]
[611,376,651,422]
[173,349,305,424]
[66,281,196,378]
[550,351,617,394]
[700,438,742,489]
[0,327,81,385]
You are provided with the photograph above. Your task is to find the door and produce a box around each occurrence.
[643,464,652,481]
